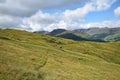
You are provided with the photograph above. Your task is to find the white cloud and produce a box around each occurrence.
[0,0,84,17]
[62,3,94,23]
[114,7,120,18]
[0,0,116,17]
[0,14,22,29]
[91,0,116,11]
[77,20,120,29]
[0,0,5,3]
[21,11,68,31]
[0,0,118,31]
[62,0,116,23]
[21,11,120,31]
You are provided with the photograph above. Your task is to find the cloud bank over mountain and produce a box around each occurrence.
[0,0,120,31]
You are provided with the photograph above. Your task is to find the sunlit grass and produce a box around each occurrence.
[0,29,120,80]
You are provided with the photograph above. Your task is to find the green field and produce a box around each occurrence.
[0,29,120,80]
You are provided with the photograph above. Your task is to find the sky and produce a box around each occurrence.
[0,0,120,31]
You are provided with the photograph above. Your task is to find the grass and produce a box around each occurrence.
[0,29,120,80]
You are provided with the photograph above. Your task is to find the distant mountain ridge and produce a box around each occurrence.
[34,31,49,34]
[48,29,67,36]
[74,27,120,41]
[34,27,120,41]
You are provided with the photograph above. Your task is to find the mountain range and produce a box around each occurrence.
[34,27,120,42]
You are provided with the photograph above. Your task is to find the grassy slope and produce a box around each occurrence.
[0,29,120,80]
[87,28,120,41]
[104,33,120,41]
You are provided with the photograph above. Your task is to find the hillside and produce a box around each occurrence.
[35,27,120,42]
[47,29,95,41]
[0,29,120,80]
[48,29,67,36]
[75,27,120,41]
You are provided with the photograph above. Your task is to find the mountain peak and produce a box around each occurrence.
[49,29,67,36]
